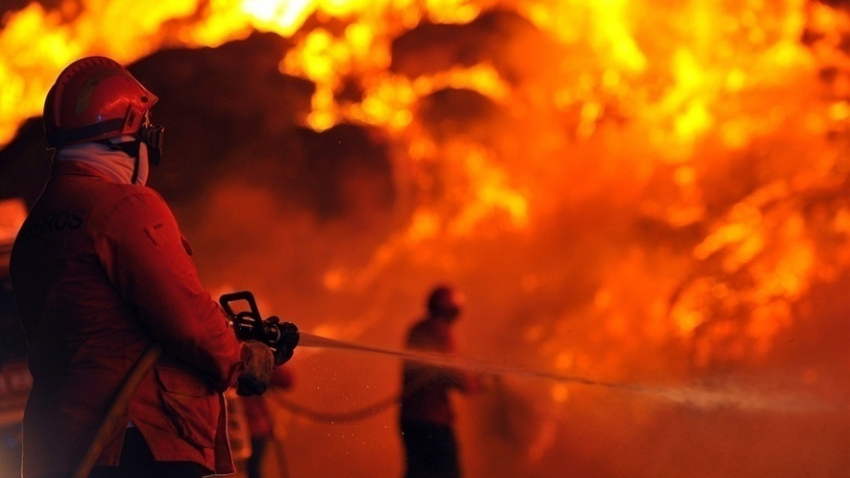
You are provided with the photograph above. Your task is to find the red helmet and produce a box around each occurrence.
[427,285,465,320]
[44,56,158,148]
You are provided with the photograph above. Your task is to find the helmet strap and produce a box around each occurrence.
[51,119,126,149]
[131,153,141,185]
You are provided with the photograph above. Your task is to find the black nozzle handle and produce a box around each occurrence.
[220,291,300,365]
[219,291,261,320]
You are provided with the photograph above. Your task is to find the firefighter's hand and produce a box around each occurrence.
[236,340,274,396]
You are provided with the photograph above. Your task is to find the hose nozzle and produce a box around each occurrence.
[220,291,299,366]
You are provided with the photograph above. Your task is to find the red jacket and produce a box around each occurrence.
[10,161,245,477]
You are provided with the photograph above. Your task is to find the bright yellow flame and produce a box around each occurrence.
[242,0,316,36]
[828,101,850,121]
[694,203,764,265]
[425,0,480,24]
[407,210,441,241]
[522,0,647,71]
[0,4,77,146]
[0,0,843,373]
[357,76,417,131]
[447,143,529,236]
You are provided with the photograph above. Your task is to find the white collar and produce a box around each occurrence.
[54,137,148,185]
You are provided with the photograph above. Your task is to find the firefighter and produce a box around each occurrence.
[10,57,288,478]
[241,366,294,478]
[399,285,482,478]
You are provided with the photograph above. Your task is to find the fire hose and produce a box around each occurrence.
[265,367,462,423]
[71,291,299,478]
[224,292,484,424]
[70,343,163,478]
[71,290,459,475]
[268,390,401,423]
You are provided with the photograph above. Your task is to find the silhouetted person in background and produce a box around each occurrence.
[241,366,294,478]
[399,285,481,478]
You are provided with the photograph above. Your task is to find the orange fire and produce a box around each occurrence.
[1,0,848,477]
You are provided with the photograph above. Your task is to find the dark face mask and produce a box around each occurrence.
[138,122,164,166]
[107,116,164,184]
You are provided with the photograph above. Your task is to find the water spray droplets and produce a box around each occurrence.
[298,332,836,413]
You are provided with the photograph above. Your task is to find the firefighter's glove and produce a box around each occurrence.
[236,340,274,396]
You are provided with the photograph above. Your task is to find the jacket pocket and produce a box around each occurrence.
[155,366,218,449]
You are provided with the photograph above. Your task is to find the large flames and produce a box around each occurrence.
[1,1,848,477]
